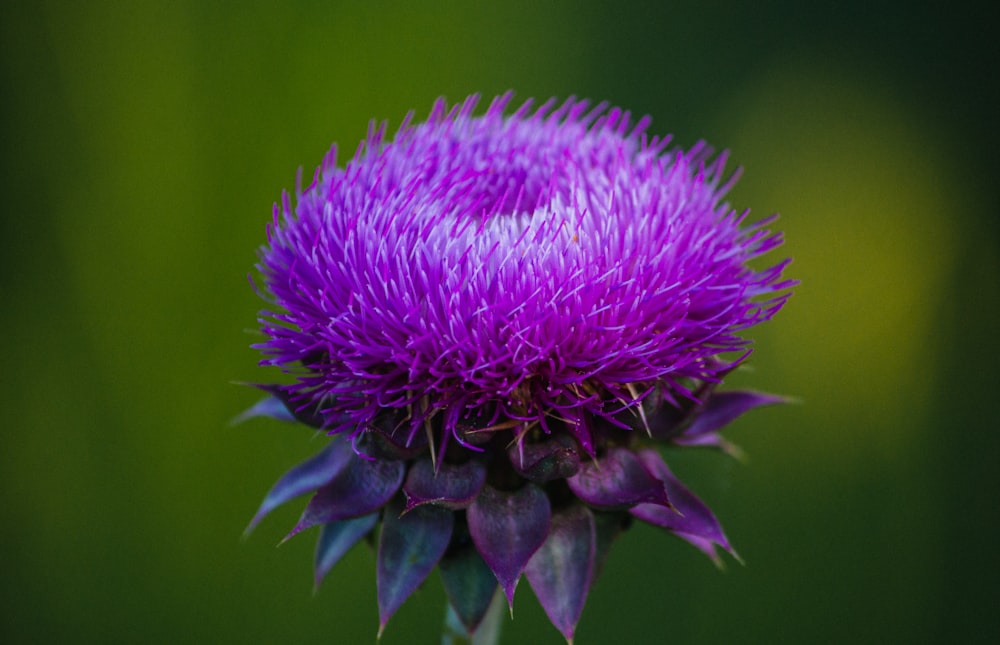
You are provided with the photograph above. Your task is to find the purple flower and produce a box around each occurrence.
[243,93,794,642]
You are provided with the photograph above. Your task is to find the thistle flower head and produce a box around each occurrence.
[243,93,793,642]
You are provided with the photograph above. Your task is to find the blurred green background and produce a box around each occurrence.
[2,1,997,643]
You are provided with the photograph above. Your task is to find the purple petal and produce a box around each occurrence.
[508,434,581,483]
[467,484,552,609]
[402,457,486,511]
[314,513,378,588]
[286,456,404,540]
[244,438,355,535]
[377,496,454,632]
[631,449,735,558]
[680,390,787,439]
[439,524,499,633]
[525,503,596,642]
[566,447,671,510]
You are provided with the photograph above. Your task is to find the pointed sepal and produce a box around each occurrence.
[671,531,731,567]
[439,521,500,634]
[566,447,672,510]
[443,588,506,645]
[353,423,428,460]
[630,449,737,561]
[314,513,378,588]
[508,434,581,483]
[591,510,628,580]
[232,395,295,424]
[402,457,486,511]
[641,390,689,440]
[467,484,552,609]
[677,390,787,441]
[245,438,355,535]
[377,496,454,632]
[671,431,746,460]
[286,456,404,539]
[561,408,595,458]
[241,383,328,428]
[525,503,596,643]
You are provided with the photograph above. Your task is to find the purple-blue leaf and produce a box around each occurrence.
[566,447,672,510]
[244,438,355,535]
[630,449,736,561]
[467,484,551,609]
[286,456,404,540]
[314,513,378,588]
[679,390,787,440]
[439,523,499,634]
[377,496,454,632]
[525,503,596,643]
[402,457,486,511]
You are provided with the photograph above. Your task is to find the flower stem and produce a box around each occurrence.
[441,589,504,645]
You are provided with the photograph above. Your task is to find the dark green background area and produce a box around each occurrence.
[2,2,997,643]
